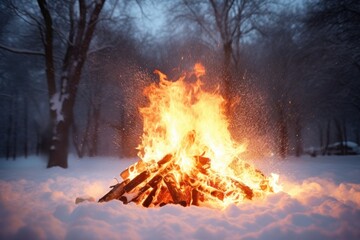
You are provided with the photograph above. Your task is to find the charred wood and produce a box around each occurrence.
[132,175,163,203]
[191,188,199,206]
[98,179,129,203]
[163,173,187,206]
[142,184,160,207]
[124,170,150,193]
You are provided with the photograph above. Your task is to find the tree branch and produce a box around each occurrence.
[182,0,219,45]
[37,0,56,98]
[0,93,13,98]
[0,43,45,56]
[87,44,112,56]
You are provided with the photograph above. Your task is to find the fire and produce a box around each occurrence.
[138,64,244,175]
[99,63,281,209]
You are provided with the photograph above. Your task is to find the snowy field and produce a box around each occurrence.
[1,155,360,240]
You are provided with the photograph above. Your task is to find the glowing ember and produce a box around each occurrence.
[99,64,281,209]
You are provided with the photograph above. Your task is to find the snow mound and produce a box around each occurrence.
[0,155,360,240]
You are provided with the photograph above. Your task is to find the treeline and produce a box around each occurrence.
[0,0,359,166]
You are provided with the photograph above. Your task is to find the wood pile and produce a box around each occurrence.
[99,154,271,207]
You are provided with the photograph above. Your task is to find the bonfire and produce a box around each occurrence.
[99,64,280,209]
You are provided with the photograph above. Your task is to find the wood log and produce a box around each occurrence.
[230,179,253,200]
[180,183,193,206]
[100,152,268,207]
[196,156,210,166]
[114,154,174,205]
[183,174,200,188]
[157,154,173,166]
[142,183,160,207]
[119,192,139,204]
[163,173,187,206]
[131,175,163,203]
[163,174,180,202]
[120,155,172,180]
[124,153,173,192]
[124,170,151,193]
[197,185,225,201]
[191,188,199,206]
[153,185,173,206]
[195,156,211,173]
[148,175,163,187]
[98,179,129,203]
[206,169,254,200]
[120,160,146,180]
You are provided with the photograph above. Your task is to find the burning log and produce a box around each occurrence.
[98,63,281,208]
[99,155,173,205]
[99,153,275,208]
[132,175,163,203]
[195,156,211,174]
[153,185,173,206]
[120,160,147,180]
[157,154,173,166]
[124,170,151,193]
[191,188,199,206]
[197,185,224,201]
[142,184,159,207]
[163,173,187,207]
[231,179,254,200]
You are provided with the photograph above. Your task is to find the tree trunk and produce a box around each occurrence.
[223,41,233,116]
[334,118,345,154]
[37,0,106,168]
[6,108,12,160]
[318,123,323,151]
[279,118,288,158]
[277,106,288,158]
[72,105,92,158]
[23,97,28,158]
[47,96,73,168]
[89,107,100,157]
[12,94,18,160]
[342,119,347,155]
[47,120,71,168]
[35,124,41,156]
[294,117,303,157]
[323,120,331,155]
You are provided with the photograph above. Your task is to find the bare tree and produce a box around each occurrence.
[248,9,310,158]
[305,0,360,112]
[172,0,272,113]
[302,0,360,147]
[0,0,108,167]
[38,0,107,167]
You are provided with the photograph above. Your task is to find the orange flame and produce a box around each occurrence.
[134,63,280,208]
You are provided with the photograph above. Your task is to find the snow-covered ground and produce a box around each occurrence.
[1,155,360,240]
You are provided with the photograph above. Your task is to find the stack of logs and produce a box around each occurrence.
[99,154,268,207]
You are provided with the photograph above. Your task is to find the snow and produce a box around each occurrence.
[1,155,360,240]
[50,92,68,123]
[330,141,358,147]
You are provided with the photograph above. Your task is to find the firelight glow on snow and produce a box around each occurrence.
[1,155,360,240]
